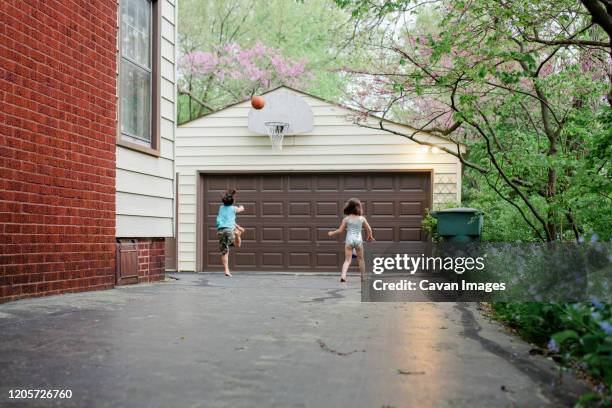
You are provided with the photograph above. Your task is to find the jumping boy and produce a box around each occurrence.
[216,189,244,277]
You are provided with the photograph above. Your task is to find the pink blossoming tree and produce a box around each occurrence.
[178,42,311,121]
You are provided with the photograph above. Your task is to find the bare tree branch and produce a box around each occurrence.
[485,176,545,241]
[178,89,215,112]
[468,112,553,240]
[525,36,609,47]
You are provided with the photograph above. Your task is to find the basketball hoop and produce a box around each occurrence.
[248,90,313,148]
[265,122,289,151]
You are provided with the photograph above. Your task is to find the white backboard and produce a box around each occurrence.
[248,89,314,135]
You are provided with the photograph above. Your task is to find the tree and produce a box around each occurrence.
[579,0,612,105]
[580,0,612,42]
[177,0,358,123]
[178,42,310,118]
[335,0,611,242]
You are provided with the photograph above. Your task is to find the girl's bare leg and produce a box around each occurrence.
[356,246,365,281]
[221,253,231,277]
[340,245,352,282]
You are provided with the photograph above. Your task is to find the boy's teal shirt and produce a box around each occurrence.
[216,205,236,230]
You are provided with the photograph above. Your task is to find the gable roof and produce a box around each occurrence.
[178,85,465,148]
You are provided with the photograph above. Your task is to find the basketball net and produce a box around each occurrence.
[265,122,289,151]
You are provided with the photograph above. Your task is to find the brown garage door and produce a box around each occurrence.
[199,172,431,272]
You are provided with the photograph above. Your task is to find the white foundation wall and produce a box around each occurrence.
[176,88,462,271]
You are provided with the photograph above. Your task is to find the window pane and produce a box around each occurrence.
[120,60,151,141]
[136,0,151,66]
[121,0,150,68]
[121,0,136,61]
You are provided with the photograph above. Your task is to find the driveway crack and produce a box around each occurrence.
[317,339,365,356]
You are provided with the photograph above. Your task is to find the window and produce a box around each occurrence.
[119,0,160,154]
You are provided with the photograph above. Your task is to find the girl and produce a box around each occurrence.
[328,198,374,282]
[216,189,244,277]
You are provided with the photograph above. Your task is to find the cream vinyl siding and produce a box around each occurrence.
[175,87,463,271]
[116,0,176,238]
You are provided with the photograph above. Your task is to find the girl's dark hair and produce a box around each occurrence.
[222,189,236,206]
[343,198,362,216]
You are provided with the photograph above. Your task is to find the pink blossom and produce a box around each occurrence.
[178,41,311,102]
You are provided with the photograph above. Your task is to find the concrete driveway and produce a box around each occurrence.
[0,273,588,408]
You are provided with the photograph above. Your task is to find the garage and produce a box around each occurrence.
[176,86,462,272]
[198,172,431,272]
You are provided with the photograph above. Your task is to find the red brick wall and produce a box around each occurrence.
[0,1,118,303]
[136,238,166,283]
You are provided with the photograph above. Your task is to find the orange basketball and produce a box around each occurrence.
[251,95,265,110]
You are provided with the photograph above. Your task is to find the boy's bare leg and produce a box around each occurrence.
[221,253,231,277]
[234,227,242,248]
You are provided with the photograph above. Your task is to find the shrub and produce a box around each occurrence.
[491,300,612,405]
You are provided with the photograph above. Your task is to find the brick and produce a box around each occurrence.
[0,0,117,303]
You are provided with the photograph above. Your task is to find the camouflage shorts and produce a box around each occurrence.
[217,228,235,255]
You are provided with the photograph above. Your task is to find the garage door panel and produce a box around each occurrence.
[241,227,257,242]
[262,252,283,267]
[261,227,284,242]
[207,252,223,266]
[288,201,311,216]
[316,227,340,242]
[200,172,431,271]
[400,227,422,241]
[207,227,218,241]
[234,175,258,191]
[344,175,367,191]
[316,175,340,190]
[394,216,424,227]
[289,252,311,268]
[371,174,395,191]
[288,227,311,243]
[400,201,423,216]
[317,252,340,267]
[207,201,220,217]
[261,202,284,217]
[262,175,284,191]
[399,174,427,191]
[234,252,257,268]
[316,202,339,216]
[206,175,230,192]
[288,175,312,191]
[371,201,395,216]
[372,227,394,242]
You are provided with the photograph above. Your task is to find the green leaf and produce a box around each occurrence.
[552,330,579,345]
[580,334,600,354]
[477,66,487,79]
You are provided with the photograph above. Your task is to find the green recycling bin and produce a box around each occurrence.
[431,207,483,243]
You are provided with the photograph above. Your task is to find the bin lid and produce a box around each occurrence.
[431,207,482,215]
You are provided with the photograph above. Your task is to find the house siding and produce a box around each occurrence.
[115,0,176,239]
[175,88,462,272]
[0,0,118,302]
